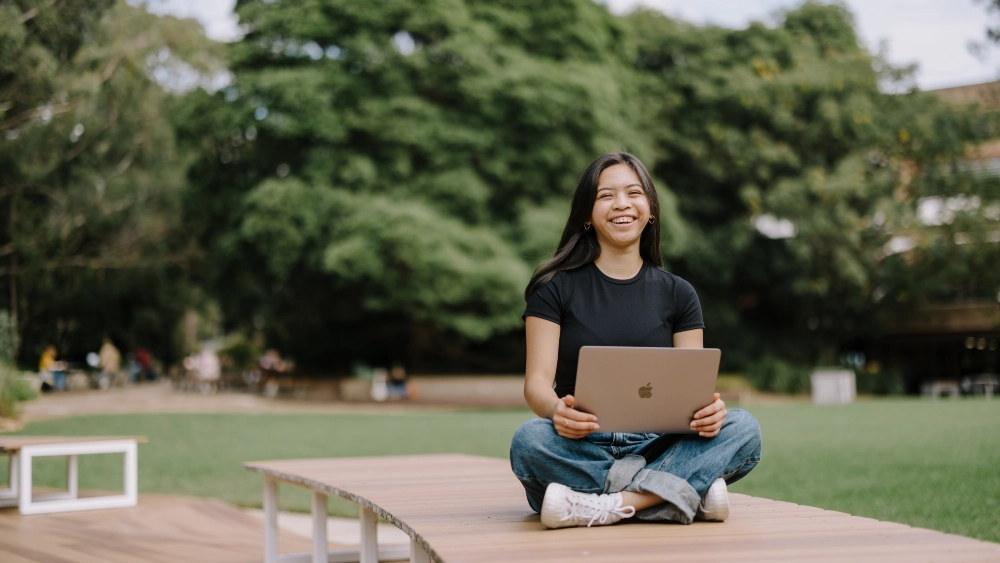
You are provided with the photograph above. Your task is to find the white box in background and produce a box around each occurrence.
[810,368,856,405]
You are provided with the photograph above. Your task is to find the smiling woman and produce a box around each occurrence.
[523,153,664,299]
[510,152,762,530]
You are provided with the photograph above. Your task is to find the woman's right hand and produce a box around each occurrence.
[551,395,599,439]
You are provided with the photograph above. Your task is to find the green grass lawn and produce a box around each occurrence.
[2,399,998,543]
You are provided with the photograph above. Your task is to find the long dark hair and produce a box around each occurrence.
[524,152,663,300]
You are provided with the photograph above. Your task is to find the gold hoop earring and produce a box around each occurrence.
[648,217,655,224]
[584,223,591,230]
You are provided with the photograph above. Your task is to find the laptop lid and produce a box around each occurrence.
[573,346,721,434]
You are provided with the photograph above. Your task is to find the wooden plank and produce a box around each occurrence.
[245,454,1000,563]
[0,494,346,563]
[0,436,150,452]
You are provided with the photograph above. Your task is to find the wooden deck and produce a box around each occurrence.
[0,493,345,563]
[246,454,1000,563]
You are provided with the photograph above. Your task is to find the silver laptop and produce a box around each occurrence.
[573,346,721,434]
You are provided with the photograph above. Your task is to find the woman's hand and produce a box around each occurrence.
[691,392,727,438]
[551,395,599,439]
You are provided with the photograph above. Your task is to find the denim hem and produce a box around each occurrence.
[625,468,700,524]
[603,454,646,494]
[723,456,760,485]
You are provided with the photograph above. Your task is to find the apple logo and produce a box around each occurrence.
[638,383,653,399]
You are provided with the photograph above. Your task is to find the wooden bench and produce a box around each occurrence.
[245,453,1000,563]
[922,380,961,399]
[0,436,147,515]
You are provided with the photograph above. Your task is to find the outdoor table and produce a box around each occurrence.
[0,435,147,515]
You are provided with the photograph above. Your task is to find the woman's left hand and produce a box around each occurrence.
[691,393,727,438]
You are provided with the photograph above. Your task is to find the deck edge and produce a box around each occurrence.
[243,462,444,563]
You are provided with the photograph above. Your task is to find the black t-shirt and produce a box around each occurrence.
[523,261,705,397]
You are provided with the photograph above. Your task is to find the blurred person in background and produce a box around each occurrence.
[38,344,67,392]
[258,349,291,397]
[98,338,121,390]
[370,367,389,402]
[136,347,158,382]
[510,153,762,530]
[258,349,288,374]
[387,363,411,400]
[184,347,221,394]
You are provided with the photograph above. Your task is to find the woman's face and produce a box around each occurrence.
[588,163,652,251]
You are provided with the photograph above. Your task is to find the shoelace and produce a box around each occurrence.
[561,493,637,527]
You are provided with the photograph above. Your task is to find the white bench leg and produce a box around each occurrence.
[312,492,328,563]
[410,538,430,563]
[10,453,17,497]
[265,478,279,563]
[360,506,378,563]
[261,485,415,563]
[18,448,32,514]
[67,455,79,499]
[124,441,138,505]
[0,453,17,508]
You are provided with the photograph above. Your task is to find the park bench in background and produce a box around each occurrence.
[0,436,146,515]
[922,380,961,399]
[245,453,1000,563]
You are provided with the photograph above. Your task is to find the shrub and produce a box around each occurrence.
[0,311,17,363]
[0,364,38,418]
[219,336,259,372]
[745,355,812,394]
[856,367,904,395]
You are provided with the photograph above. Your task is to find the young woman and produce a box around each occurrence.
[510,152,762,529]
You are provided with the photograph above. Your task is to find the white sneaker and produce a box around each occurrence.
[540,483,636,529]
[695,478,729,522]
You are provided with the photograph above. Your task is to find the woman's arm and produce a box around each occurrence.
[673,328,727,437]
[524,316,599,439]
[673,328,703,349]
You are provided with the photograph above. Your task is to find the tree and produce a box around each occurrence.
[174,0,689,371]
[0,0,935,379]
[0,1,223,364]
[626,2,998,368]
[172,0,999,376]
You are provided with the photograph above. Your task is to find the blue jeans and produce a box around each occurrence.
[510,408,761,524]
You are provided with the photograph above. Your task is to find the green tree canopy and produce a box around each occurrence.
[174,0,691,370]
[172,0,998,372]
[0,1,222,364]
[5,0,994,378]
[627,3,998,365]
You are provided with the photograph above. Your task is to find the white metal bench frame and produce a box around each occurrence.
[262,477,425,563]
[0,439,138,515]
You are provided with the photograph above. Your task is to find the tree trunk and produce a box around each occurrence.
[8,194,16,361]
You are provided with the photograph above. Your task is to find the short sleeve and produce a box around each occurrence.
[672,277,705,333]
[523,274,564,325]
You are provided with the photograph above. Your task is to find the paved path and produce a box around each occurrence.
[8,377,803,430]
[15,381,456,426]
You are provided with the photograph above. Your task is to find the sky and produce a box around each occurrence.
[143,0,998,91]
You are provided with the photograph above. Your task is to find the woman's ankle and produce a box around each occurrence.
[620,490,664,512]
